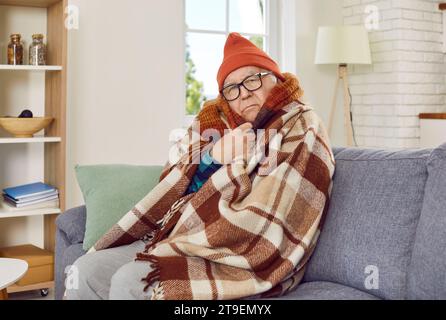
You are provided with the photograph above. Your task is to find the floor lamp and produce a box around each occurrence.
[315,26,372,147]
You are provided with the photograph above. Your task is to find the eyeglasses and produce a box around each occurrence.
[221,72,274,102]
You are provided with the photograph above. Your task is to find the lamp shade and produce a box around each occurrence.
[315,25,372,65]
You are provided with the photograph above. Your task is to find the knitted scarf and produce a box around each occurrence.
[90,73,336,300]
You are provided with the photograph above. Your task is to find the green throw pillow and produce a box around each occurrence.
[75,164,164,251]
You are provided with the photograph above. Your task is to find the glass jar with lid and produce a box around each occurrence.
[29,34,47,66]
[7,34,24,65]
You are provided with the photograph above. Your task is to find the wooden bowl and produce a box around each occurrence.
[0,117,54,138]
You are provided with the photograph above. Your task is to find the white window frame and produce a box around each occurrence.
[183,0,280,127]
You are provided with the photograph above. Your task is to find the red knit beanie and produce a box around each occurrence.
[217,32,285,91]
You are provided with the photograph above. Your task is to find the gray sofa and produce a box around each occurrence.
[55,143,446,300]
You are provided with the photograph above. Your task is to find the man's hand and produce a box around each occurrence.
[210,122,256,165]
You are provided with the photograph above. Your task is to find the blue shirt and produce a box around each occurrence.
[185,149,222,194]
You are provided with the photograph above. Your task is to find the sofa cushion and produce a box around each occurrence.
[303,147,431,300]
[407,143,446,299]
[271,281,380,300]
[75,164,163,251]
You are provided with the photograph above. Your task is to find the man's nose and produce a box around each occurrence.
[240,85,252,100]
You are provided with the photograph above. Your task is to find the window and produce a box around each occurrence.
[184,0,277,117]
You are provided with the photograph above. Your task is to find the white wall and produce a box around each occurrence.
[66,0,185,209]
[345,0,446,149]
[293,0,345,147]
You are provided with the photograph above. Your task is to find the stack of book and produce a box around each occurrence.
[1,182,59,211]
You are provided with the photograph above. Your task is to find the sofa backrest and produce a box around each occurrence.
[303,146,432,299]
[407,143,446,299]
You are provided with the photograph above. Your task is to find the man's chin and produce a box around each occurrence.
[242,108,260,123]
[242,114,257,123]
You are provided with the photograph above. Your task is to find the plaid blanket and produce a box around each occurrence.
[90,75,335,300]
[185,149,222,194]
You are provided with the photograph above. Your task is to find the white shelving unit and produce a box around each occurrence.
[0,208,61,219]
[0,64,62,71]
[0,0,68,296]
[0,137,61,144]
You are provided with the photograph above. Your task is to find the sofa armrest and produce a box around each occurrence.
[56,205,87,245]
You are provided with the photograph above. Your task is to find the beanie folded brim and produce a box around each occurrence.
[217,33,285,91]
[218,53,285,90]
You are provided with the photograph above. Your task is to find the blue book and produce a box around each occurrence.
[3,194,59,208]
[3,182,56,201]
[3,190,59,203]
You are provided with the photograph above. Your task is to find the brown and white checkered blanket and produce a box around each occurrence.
[90,78,335,300]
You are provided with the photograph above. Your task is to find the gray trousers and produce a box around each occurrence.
[65,240,157,300]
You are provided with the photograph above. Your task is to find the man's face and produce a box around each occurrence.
[223,66,277,123]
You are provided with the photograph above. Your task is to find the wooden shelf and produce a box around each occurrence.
[0,207,61,219]
[0,65,62,71]
[0,137,61,144]
[0,0,59,8]
[7,281,53,294]
[440,3,446,10]
[419,113,446,120]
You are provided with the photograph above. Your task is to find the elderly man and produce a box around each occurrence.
[67,33,335,300]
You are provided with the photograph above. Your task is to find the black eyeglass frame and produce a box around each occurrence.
[220,71,274,102]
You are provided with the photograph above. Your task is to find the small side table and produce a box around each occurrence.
[0,258,28,300]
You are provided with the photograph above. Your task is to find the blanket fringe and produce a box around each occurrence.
[141,196,192,253]
[136,252,158,263]
[156,196,190,229]
[140,229,157,245]
[151,282,165,300]
[135,197,192,296]
[136,253,162,293]
[143,228,166,253]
